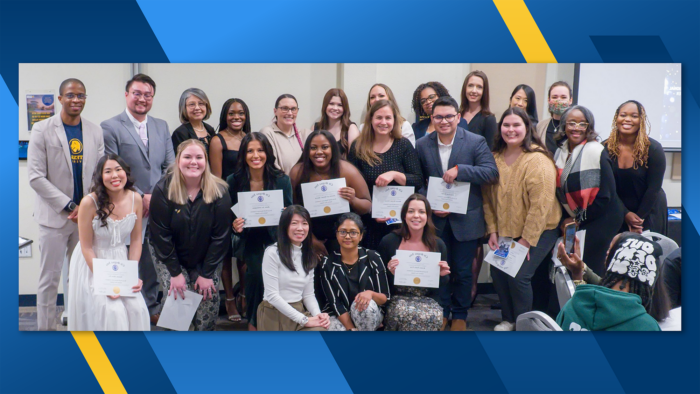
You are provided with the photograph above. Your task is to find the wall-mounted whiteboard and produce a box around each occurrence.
[576,63,681,151]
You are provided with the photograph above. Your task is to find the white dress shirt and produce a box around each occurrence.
[262,243,321,324]
[437,132,456,173]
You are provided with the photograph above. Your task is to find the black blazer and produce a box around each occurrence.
[171,122,216,153]
[320,247,390,317]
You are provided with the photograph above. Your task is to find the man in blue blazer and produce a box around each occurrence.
[101,74,175,323]
[416,96,498,331]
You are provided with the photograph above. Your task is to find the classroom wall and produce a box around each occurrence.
[17,63,682,296]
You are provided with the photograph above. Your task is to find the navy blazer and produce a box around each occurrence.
[415,127,499,242]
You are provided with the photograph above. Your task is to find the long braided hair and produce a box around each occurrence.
[605,100,651,169]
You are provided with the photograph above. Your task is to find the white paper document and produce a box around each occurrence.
[372,186,414,221]
[300,178,350,217]
[231,203,241,218]
[426,176,470,214]
[92,258,139,297]
[394,250,441,288]
[551,230,586,267]
[238,190,284,227]
[484,237,528,278]
[157,290,204,331]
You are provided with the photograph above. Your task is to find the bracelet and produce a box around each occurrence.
[573,280,586,287]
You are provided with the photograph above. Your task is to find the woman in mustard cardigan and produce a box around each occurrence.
[482,107,561,331]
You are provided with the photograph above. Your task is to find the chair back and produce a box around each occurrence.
[516,311,563,331]
[643,231,679,264]
[553,266,575,308]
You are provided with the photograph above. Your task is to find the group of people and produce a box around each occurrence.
[27,71,673,332]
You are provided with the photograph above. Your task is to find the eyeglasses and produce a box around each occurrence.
[131,91,154,100]
[419,94,438,105]
[566,121,589,130]
[63,93,87,100]
[432,114,458,123]
[337,230,361,238]
[187,102,207,109]
[277,106,299,113]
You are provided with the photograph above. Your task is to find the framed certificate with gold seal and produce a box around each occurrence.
[371,186,414,221]
[92,259,139,297]
[426,176,470,214]
[394,250,440,288]
[238,190,284,228]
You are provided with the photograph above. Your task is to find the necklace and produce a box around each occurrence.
[343,260,357,273]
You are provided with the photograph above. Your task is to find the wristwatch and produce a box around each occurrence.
[65,201,77,213]
[300,316,309,326]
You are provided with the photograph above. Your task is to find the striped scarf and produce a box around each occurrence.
[554,140,603,222]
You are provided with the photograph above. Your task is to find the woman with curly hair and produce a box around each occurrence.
[603,100,667,234]
[411,81,468,140]
[68,154,150,331]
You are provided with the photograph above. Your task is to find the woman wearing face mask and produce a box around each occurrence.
[536,81,573,154]
[227,132,293,330]
[257,206,330,331]
[313,88,359,159]
[603,100,667,235]
[361,83,415,146]
[348,100,424,250]
[459,71,497,149]
[554,105,624,276]
[411,81,468,141]
[149,140,233,331]
[482,108,560,331]
[260,94,310,175]
[508,84,538,126]
[171,88,216,153]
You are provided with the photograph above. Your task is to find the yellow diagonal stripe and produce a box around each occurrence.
[72,332,127,394]
[493,0,557,63]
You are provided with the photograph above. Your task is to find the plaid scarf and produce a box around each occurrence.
[554,140,603,222]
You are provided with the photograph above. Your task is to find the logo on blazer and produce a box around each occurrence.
[175,209,181,214]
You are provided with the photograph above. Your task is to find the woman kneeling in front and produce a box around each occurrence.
[257,205,330,331]
[320,213,390,331]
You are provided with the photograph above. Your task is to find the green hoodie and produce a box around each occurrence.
[556,284,661,331]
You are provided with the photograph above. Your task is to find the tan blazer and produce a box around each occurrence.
[28,114,104,228]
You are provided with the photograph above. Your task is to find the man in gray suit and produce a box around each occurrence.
[28,78,105,330]
[101,74,175,323]
[416,96,498,331]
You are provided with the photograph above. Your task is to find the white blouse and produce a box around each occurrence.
[262,243,321,324]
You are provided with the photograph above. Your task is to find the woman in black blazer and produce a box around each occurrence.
[320,213,389,331]
[172,88,217,153]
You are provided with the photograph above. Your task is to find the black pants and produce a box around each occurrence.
[439,220,477,320]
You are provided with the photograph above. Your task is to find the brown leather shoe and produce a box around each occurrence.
[150,313,160,325]
[450,319,467,331]
[441,318,450,331]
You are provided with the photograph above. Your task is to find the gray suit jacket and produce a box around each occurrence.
[28,114,104,228]
[101,110,175,195]
[416,127,499,242]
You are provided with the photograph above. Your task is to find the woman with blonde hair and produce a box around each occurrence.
[149,139,233,331]
[313,88,360,159]
[360,83,415,146]
[348,99,423,250]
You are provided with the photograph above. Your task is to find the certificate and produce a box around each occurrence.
[300,178,350,218]
[157,290,204,331]
[426,176,470,214]
[484,237,528,278]
[238,190,284,227]
[92,258,139,297]
[394,250,440,288]
[372,186,414,221]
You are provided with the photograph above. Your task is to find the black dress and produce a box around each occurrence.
[312,122,356,159]
[347,137,424,250]
[215,133,239,181]
[171,122,216,153]
[464,112,498,150]
[604,138,667,234]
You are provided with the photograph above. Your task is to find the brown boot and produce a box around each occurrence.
[450,319,468,331]
[441,318,450,331]
[150,313,160,325]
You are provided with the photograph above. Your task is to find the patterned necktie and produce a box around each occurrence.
[138,123,148,148]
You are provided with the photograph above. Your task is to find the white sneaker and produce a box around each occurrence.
[494,321,515,331]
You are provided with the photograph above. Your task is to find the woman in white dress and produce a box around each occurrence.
[67,154,150,331]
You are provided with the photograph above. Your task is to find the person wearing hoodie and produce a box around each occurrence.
[556,232,661,331]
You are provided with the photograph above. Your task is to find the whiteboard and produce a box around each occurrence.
[576,63,681,151]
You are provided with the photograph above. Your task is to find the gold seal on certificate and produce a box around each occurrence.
[426,176,470,214]
[238,190,284,228]
[372,186,415,221]
[394,250,441,288]
[92,259,139,297]
[300,179,351,218]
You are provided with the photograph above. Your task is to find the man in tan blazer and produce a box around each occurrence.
[27,78,104,330]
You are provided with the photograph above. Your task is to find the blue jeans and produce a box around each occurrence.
[439,220,477,320]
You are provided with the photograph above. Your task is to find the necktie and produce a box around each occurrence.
[138,123,148,148]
